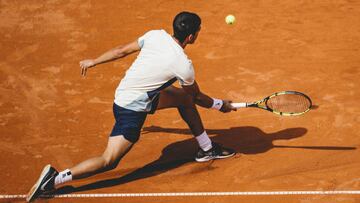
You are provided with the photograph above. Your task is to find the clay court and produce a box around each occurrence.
[1,0,360,202]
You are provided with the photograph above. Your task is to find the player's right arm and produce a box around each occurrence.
[80,40,141,76]
[182,81,236,113]
[175,61,235,113]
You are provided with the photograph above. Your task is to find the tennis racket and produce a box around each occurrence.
[231,91,312,116]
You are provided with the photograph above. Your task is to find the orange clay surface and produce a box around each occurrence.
[1,0,360,203]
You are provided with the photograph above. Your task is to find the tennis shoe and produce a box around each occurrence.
[26,164,58,202]
[195,142,235,162]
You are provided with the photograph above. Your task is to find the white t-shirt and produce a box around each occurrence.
[114,29,195,112]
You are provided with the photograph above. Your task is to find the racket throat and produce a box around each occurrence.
[247,103,257,108]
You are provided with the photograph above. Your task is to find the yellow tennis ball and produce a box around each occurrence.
[225,14,236,25]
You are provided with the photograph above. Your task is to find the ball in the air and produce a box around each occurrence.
[225,14,236,25]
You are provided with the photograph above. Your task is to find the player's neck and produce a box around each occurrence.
[172,36,187,49]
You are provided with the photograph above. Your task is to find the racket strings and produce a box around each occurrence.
[266,94,311,113]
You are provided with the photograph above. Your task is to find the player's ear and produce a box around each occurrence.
[187,34,196,44]
[188,34,194,41]
[183,34,192,44]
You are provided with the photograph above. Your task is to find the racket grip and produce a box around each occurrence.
[231,102,247,109]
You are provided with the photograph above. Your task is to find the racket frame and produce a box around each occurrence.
[232,91,312,116]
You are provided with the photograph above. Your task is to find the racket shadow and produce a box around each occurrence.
[53,125,354,196]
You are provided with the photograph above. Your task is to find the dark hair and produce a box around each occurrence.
[173,11,201,43]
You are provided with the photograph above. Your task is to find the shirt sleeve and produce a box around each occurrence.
[137,35,146,48]
[137,31,152,48]
[174,60,195,86]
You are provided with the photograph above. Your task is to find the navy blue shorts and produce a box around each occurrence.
[110,103,148,143]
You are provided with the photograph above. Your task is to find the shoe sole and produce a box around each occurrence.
[195,152,236,162]
[26,164,51,202]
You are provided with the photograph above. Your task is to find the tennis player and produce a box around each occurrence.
[26,11,236,202]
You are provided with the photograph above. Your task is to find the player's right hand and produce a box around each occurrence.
[79,59,96,76]
[220,100,237,113]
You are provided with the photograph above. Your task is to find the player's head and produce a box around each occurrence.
[173,11,201,44]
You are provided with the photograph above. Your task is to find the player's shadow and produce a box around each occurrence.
[54,125,355,195]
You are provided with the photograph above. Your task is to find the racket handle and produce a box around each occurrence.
[231,102,247,109]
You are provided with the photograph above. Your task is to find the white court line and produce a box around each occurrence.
[1,191,360,199]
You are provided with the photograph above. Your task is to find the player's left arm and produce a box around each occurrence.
[80,40,141,76]
[182,81,236,113]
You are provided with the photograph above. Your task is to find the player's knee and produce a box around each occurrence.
[102,154,118,170]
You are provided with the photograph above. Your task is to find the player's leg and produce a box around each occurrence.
[27,104,145,202]
[70,135,133,179]
[26,135,133,202]
[56,103,145,182]
[157,86,235,162]
[157,86,204,136]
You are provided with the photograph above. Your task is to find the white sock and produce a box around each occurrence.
[54,169,72,186]
[195,131,213,151]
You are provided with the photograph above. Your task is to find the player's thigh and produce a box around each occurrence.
[103,135,133,164]
[157,86,193,110]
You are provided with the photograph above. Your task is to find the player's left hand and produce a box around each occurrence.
[80,59,96,76]
[220,100,237,113]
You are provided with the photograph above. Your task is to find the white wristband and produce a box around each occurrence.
[211,98,223,110]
